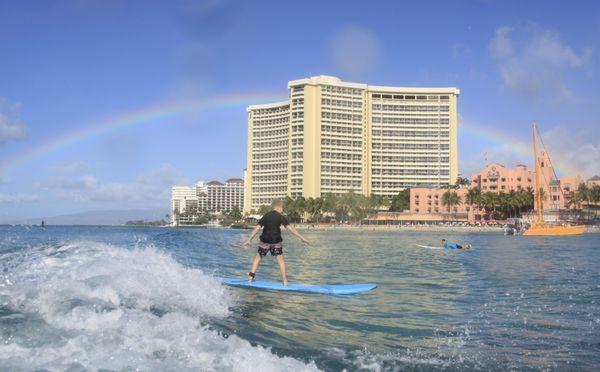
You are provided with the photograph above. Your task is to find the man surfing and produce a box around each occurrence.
[441,239,471,249]
[242,199,310,285]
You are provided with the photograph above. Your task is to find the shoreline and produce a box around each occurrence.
[294,224,600,234]
[295,224,504,233]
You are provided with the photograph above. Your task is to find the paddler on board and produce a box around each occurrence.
[441,239,472,249]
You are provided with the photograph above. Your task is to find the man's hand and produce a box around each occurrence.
[242,241,251,249]
[301,237,310,245]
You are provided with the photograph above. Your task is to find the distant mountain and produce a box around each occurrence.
[5,209,170,226]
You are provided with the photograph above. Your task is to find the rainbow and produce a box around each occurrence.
[459,120,572,176]
[1,95,575,177]
[0,92,283,174]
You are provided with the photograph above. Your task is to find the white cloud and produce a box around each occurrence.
[489,26,514,59]
[0,99,27,144]
[541,126,600,178]
[330,27,381,75]
[460,123,600,179]
[489,25,591,102]
[40,164,189,208]
[0,192,38,203]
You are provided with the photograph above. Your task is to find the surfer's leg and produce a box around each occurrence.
[248,253,262,281]
[275,255,288,286]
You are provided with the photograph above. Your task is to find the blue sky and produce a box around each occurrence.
[1,0,599,221]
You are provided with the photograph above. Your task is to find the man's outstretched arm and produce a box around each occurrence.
[285,225,310,244]
[243,224,262,247]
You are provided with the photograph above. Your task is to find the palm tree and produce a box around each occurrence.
[389,189,410,212]
[335,193,352,222]
[565,190,582,210]
[453,176,471,189]
[481,192,500,220]
[229,206,242,222]
[441,189,461,216]
[505,190,520,218]
[321,193,338,222]
[369,194,388,212]
[257,205,270,215]
[305,197,323,222]
[465,188,482,210]
[577,183,591,207]
[592,185,600,203]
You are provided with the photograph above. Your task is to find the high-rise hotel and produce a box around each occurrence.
[244,75,459,212]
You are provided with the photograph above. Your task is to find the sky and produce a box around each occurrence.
[1,0,599,221]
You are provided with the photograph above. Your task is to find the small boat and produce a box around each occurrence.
[523,122,585,236]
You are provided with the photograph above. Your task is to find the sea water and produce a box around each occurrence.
[0,225,598,371]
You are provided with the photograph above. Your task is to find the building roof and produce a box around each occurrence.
[247,100,290,111]
[588,175,600,181]
[207,180,223,186]
[225,178,243,184]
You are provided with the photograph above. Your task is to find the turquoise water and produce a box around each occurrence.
[0,225,598,371]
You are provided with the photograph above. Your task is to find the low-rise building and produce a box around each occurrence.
[410,187,471,215]
[409,158,587,221]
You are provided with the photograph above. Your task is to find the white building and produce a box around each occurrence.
[171,186,198,225]
[171,178,244,225]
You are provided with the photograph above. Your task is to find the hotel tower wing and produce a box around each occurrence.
[244,76,459,212]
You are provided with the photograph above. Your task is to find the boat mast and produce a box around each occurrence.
[532,122,543,222]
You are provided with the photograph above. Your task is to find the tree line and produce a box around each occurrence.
[174,181,599,225]
[441,182,600,220]
[248,190,411,223]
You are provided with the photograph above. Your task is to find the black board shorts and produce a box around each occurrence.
[258,242,283,257]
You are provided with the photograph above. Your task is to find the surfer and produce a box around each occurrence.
[242,198,310,285]
[441,239,471,249]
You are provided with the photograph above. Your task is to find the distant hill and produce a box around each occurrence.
[5,209,169,226]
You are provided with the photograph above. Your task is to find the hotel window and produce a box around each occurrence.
[501,178,506,182]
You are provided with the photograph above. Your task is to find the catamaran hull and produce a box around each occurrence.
[523,225,585,236]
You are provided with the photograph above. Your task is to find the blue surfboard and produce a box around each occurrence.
[221,278,376,295]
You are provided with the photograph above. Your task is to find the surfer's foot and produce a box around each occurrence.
[283,280,288,286]
[247,272,255,282]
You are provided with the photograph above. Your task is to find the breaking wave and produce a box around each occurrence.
[0,241,319,371]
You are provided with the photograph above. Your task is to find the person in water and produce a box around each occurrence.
[243,198,310,285]
[441,239,471,249]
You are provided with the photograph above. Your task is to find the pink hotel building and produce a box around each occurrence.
[409,151,585,220]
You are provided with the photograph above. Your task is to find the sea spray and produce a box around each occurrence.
[0,241,319,371]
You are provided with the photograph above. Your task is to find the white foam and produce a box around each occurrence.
[0,241,320,371]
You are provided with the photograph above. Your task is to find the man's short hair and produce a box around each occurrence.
[271,198,283,209]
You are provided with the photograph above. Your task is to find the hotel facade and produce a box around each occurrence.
[244,76,460,212]
[171,178,244,225]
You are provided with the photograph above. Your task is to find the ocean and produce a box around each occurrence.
[0,225,598,371]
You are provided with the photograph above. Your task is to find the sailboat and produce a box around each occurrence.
[523,122,585,236]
